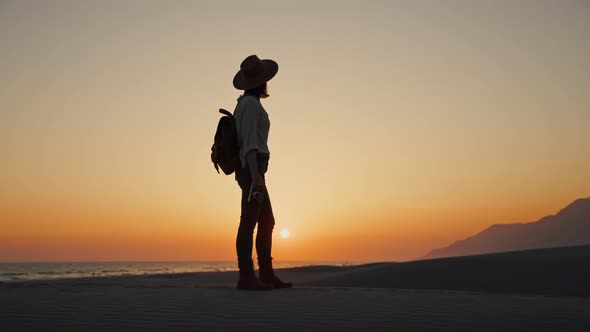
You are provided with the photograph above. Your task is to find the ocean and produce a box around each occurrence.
[0,261,351,282]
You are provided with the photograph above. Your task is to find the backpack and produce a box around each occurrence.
[211,108,240,175]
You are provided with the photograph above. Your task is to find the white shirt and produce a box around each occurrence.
[233,95,271,168]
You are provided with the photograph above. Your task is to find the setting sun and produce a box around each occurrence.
[280,229,290,239]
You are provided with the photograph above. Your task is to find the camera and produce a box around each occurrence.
[248,183,264,203]
[252,190,264,201]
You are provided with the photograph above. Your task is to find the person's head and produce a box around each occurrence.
[233,55,278,97]
[244,82,270,99]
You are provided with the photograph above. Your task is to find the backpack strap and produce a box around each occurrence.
[219,108,232,117]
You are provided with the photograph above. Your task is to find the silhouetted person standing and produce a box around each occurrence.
[232,55,292,290]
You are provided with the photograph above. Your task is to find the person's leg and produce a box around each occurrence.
[235,166,272,290]
[236,184,260,264]
[255,186,275,262]
[256,181,293,289]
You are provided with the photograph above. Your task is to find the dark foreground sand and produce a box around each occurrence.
[2,246,590,331]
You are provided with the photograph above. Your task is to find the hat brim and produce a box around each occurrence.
[233,59,278,90]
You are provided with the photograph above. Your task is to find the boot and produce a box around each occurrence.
[237,261,273,291]
[258,259,293,289]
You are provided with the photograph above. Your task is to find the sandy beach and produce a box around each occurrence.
[2,246,590,331]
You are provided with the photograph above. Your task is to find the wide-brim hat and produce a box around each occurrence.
[233,55,278,90]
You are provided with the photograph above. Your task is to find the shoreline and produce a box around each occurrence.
[3,245,590,297]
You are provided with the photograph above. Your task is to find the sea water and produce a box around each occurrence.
[0,261,351,282]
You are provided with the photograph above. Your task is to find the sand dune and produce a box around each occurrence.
[2,246,590,331]
[307,245,590,297]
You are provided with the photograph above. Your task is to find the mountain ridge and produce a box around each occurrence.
[422,197,590,259]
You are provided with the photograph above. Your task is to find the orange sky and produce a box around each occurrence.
[1,1,589,262]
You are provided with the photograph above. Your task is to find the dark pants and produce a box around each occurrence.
[235,153,275,265]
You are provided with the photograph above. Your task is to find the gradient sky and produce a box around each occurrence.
[1,0,589,262]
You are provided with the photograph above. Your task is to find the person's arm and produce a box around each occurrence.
[240,99,265,190]
[246,150,265,190]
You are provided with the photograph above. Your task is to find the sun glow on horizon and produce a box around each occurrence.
[280,229,290,239]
